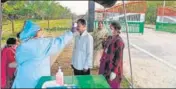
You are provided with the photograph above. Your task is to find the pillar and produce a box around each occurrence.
[88,1,95,32]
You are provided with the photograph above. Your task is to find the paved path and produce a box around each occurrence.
[122,28,176,88]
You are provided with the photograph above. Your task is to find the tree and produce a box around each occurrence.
[145,1,176,24]
[45,1,57,29]
[145,1,162,24]
[2,1,73,31]
[3,1,25,33]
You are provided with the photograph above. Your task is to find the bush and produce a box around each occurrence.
[45,27,70,31]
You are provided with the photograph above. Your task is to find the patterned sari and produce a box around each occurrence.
[92,28,108,68]
[99,35,124,88]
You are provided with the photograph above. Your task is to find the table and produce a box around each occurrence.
[35,75,110,88]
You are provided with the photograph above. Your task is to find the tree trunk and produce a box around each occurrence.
[42,16,44,20]
[48,17,50,30]
[11,19,15,34]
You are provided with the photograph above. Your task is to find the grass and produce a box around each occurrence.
[1,19,71,45]
[121,76,131,88]
[2,19,71,31]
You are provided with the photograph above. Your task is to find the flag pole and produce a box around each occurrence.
[122,0,134,88]
[162,0,165,28]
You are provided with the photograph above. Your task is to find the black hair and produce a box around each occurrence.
[77,19,86,26]
[98,21,103,24]
[111,21,121,30]
[17,32,21,38]
[6,38,17,45]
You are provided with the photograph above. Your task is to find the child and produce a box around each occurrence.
[1,38,18,88]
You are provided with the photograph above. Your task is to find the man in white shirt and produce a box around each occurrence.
[71,19,93,75]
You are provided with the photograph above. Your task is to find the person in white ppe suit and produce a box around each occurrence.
[12,20,77,88]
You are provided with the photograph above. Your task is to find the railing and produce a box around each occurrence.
[94,20,144,34]
[156,22,176,33]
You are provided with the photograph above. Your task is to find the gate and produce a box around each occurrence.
[94,1,147,34]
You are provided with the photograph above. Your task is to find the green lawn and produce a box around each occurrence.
[121,77,131,88]
[1,19,71,44]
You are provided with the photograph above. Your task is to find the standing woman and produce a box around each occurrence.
[99,21,124,88]
[92,21,108,68]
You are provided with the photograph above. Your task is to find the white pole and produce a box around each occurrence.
[122,0,134,88]
[113,5,115,19]
[161,0,166,28]
[0,1,2,88]
[162,0,166,23]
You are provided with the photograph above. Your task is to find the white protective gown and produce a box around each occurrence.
[12,20,73,88]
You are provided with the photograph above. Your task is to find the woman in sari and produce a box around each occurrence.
[1,38,18,88]
[92,21,108,68]
[99,21,124,88]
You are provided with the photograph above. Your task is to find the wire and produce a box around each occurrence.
[122,0,134,88]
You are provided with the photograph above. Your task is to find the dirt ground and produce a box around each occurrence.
[51,41,98,76]
[49,31,129,88]
[50,40,129,88]
[43,30,97,75]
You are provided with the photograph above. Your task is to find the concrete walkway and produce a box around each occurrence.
[122,28,176,88]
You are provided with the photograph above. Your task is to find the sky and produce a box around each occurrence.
[57,1,123,15]
[57,1,104,15]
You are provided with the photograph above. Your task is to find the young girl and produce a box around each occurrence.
[1,38,18,88]
[99,21,124,88]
